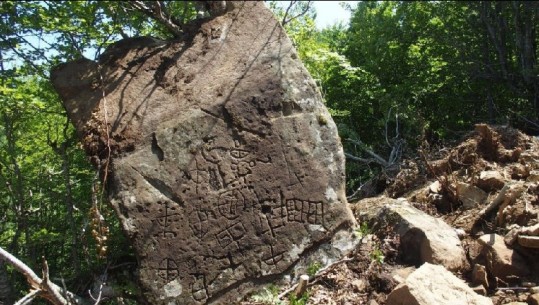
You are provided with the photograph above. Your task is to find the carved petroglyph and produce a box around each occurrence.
[191,275,208,302]
[189,210,210,239]
[52,2,356,303]
[158,258,179,281]
[217,189,245,220]
[153,201,182,238]
[262,244,286,266]
[285,199,324,225]
[216,221,246,250]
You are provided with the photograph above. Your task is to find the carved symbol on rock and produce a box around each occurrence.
[230,140,249,159]
[190,210,210,239]
[191,275,208,301]
[216,221,246,249]
[154,201,181,238]
[158,258,179,281]
[285,198,324,225]
[262,244,286,266]
[218,189,245,220]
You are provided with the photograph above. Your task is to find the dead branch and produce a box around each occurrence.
[346,139,390,167]
[277,257,353,300]
[0,246,87,305]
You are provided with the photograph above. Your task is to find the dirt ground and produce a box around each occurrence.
[244,124,539,305]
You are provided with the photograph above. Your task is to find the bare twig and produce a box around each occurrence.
[346,139,390,167]
[14,289,40,305]
[127,1,183,38]
[282,1,312,26]
[277,257,353,300]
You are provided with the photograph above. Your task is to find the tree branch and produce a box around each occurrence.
[0,246,88,305]
[282,1,312,26]
[127,1,183,38]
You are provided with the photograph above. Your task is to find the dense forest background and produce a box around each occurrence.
[0,1,537,304]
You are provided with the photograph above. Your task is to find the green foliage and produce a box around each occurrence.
[354,222,371,239]
[280,1,539,194]
[250,285,284,305]
[288,291,310,305]
[370,246,385,265]
[306,261,322,277]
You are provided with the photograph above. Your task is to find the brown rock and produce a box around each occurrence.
[377,200,467,271]
[386,263,492,305]
[51,2,356,304]
[517,235,539,249]
[527,170,539,182]
[504,226,520,246]
[520,223,539,235]
[511,163,530,179]
[456,182,488,209]
[477,234,529,280]
[472,264,489,288]
[477,170,505,191]
[528,294,539,305]
[472,285,487,296]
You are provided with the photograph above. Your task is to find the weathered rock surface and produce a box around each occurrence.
[477,234,529,280]
[50,2,356,304]
[529,294,539,305]
[370,199,467,271]
[477,170,505,192]
[456,182,488,209]
[518,235,539,248]
[472,263,489,288]
[386,263,493,305]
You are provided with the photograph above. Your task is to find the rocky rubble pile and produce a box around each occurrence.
[245,124,539,305]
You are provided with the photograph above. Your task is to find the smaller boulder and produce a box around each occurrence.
[386,263,493,305]
[529,294,539,305]
[429,180,442,193]
[376,201,467,271]
[471,263,489,288]
[517,235,539,249]
[472,285,487,296]
[527,170,539,182]
[456,182,488,209]
[477,171,505,191]
[477,234,529,280]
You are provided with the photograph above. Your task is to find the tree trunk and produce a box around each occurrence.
[0,262,14,305]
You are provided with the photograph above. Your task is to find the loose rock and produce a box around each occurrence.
[477,170,506,192]
[517,235,539,248]
[377,200,467,271]
[477,234,529,280]
[386,263,492,305]
[528,294,539,305]
[472,263,489,288]
[456,182,488,209]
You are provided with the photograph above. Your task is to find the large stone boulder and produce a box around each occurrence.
[50,1,356,304]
